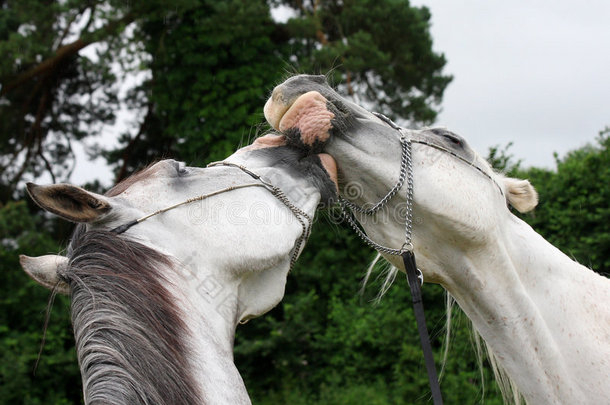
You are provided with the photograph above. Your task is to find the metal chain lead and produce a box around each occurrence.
[403,130,414,249]
[339,127,409,215]
[339,113,411,215]
[112,161,313,272]
[338,113,415,255]
[339,200,406,256]
[208,161,313,270]
[268,185,312,269]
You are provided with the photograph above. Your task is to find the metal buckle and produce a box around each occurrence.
[416,268,424,286]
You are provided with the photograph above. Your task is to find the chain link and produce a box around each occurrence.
[208,162,313,271]
[338,113,415,256]
[268,185,312,269]
[339,135,409,215]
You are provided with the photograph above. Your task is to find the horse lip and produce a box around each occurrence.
[264,91,290,130]
[317,153,339,193]
[265,90,331,133]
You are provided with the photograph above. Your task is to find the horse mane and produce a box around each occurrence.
[105,163,160,197]
[61,224,202,405]
[363,253,524,405]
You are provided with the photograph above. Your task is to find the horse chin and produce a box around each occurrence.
[233,140,339,208]
[306,153,338,207]
[317,153,338,192]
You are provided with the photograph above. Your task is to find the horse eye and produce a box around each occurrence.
[174,162,188,175]
[444,134,463,147]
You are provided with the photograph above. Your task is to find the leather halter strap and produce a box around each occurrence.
[340,112,445,404]
[403,250,444,404]
[342,113,509,404]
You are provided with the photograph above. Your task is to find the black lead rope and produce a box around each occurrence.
[402,251,444,405]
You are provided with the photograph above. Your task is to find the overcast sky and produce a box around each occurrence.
[410,0,610,169]
[71,1,610,185]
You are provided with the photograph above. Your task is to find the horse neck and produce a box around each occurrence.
[442,216,610,404]
[68,229,251,405]
[328,131,610,402]
[173,271,252,405]
[78,267,251,405]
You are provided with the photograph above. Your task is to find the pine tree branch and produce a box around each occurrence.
[1,12,134,97]
[116,103,152,182]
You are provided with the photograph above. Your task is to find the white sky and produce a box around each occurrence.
[71,1,610,185]
[410,0,610,169]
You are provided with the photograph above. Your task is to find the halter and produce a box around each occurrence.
[338,112,504,405]
[339,113,504,256]
[110,162,313,271]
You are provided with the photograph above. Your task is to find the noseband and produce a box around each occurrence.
[109,163,313,271]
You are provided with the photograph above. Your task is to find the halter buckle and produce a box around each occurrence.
[400,242,414,253]
[416,268,424,286]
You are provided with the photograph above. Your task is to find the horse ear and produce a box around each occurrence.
[504,177,538,213]
[19,255,70,294]
[26,183,111,223]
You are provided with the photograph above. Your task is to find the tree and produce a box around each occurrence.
[515,128,610,275]
[281,0,452,124]
[1,1,459,403]
[1,1,452,189]
[102,0,452,179]
[0,201,81,404]
[0,0,197,199]
[103,0,288,179]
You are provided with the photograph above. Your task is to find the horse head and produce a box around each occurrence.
[20,134,337,404]
[264,75,610,404]
[264,74,538,280]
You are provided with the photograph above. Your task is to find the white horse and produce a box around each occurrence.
[264,75,610,404]
[19,134,337,405]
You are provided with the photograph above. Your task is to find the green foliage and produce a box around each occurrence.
[151,0,283,166]
[487,142,522,174]
[0,201,81,404]
[487,133,610,276]
[0,0,199,195]
[0,1,118,196]
[0,0,451,184]
[2,1,608,404]
[284,0,452,124]
[514,129,610,275]
[101,0,290,178]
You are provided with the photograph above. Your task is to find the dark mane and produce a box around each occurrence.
[105,163,160,197]
[62,225,202,404]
